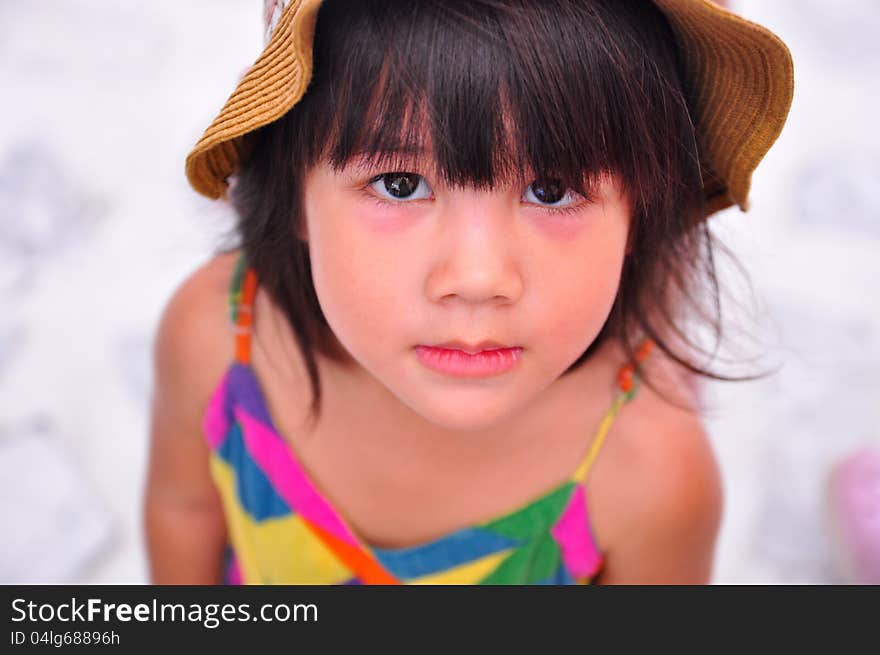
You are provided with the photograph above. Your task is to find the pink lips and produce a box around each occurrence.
[414,345,523,378]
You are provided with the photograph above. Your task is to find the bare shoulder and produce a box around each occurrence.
[151,250,239,416]
[589,346,724,584]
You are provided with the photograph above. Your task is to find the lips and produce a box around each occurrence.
[414,344,523,377]
[429,340,513,355]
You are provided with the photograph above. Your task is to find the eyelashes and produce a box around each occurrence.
[362,172,594,217]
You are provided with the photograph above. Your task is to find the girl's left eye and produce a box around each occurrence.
[522,178,584,212]
[367,173,433,202]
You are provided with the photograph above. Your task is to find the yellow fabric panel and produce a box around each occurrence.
[210,456,262,584]
[408,549,514,585]
[209,455,353,584]
[249,514,353,584]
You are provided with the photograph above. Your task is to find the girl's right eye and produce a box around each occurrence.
[367,173,433,203]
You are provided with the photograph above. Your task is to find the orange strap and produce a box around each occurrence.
[234,267,259,365]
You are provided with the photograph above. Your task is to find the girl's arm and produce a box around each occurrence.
[143,257,236,584]
[595,411,724,585]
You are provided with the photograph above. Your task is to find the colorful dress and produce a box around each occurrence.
[202,253,654,584]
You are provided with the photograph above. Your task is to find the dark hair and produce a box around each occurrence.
[225,0,773,427]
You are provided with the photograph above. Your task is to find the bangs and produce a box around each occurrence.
[288,0,700,206]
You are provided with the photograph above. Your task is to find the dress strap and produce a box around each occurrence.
[228,250,259,366]
[572,337,655,483]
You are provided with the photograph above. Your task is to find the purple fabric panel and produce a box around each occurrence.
[227,362,276,428]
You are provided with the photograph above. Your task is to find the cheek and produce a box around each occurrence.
[533,224,628,343]
[538,214,592,241]
[355,203,417,235]
[307,209,411,346]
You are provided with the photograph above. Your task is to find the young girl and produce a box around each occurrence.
[145,0,793,584]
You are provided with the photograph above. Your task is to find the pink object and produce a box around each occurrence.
[550,484,603,578]
[827,446,880,584]
[414,345,522,378]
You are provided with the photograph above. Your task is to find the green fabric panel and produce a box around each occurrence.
[478,542,533,584]
[478,533,561,585]
[479,481,575,541]
[525,533,563,584]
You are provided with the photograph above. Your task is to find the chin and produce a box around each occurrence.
[417,410,511,434]
[398,387,527,434]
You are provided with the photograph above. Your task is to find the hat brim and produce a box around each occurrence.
[185,0,793,220]
[654,0,794,216]
[185,0,323,201]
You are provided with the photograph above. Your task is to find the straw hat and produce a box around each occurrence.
[185,0,794,219]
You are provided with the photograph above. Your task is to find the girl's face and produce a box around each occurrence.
[302,157,631,433]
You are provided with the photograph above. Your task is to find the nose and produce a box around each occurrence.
[425,196,524,305]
